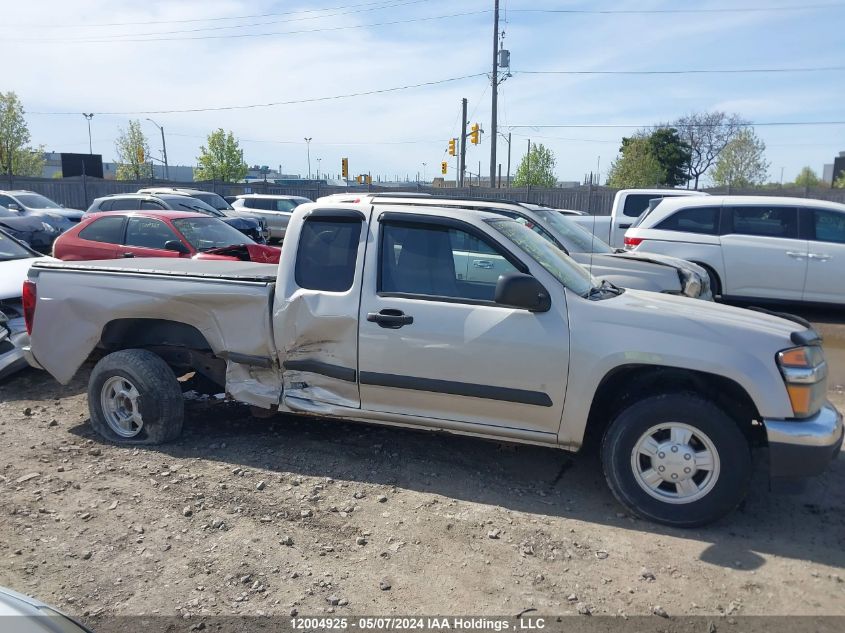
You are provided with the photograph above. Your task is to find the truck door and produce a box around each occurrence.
[357,211,570,441]
[272,206,370,412]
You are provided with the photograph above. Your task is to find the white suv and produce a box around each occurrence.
[230,194,312,240]
[624,195,845,304]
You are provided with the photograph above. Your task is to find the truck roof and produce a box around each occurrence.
[31,257,278,283]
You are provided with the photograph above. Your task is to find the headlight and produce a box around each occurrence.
[777,345,827,417]
[678,269,702,298]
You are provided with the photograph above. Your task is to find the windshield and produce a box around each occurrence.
[0,229,36,260]
[192,192,234,211]
[172,217,254,251]
[532,209,614,254]
[16,193,61,209]
[487,218,597,297]
[165,196,224,217]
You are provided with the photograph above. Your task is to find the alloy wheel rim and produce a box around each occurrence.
[100,376,144,438]
[630,422,720,504]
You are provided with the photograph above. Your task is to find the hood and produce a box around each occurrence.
[590,288,801,344]
[195,244,280,263]
[576,252,677,276]
[222,217,259,230]
[0,257,41,299]
[609,249,704,275]
[34,207,84,221]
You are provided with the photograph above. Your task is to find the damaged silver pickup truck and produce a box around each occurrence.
[24,203,843,527]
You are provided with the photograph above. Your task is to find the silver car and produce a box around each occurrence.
[136,187,270,241]
[230,194,313,241]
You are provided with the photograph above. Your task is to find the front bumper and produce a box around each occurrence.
[0,318,30,381]
[763,402,843,478]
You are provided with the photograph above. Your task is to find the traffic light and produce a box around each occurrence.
[441,161,448,175]
[356,175,363,184]
[448,138,456,156]
[470,123,480,145]
[341,158,349,179]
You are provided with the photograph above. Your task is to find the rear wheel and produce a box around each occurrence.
[601,393,751,527]
[88,349,184,445]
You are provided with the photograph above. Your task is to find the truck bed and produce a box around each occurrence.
[32,258,278,283]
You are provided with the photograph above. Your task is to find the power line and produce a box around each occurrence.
[29,73,488,116]
[3,0,434,28]
[509,2,845,15]
[30,0,435,40]
[515,65,845,76]
[507,121,845,129]
[12,9,489,43]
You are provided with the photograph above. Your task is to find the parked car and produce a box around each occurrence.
[0,190,84,225]
[135,187,270,238]
[86,193,267,243]
[336,194,710,299]
[230,194,313,240]
[568,188,708,247]
[0,228,45,380]
[0,585,95,633]
[624,195,845,305]
[25,202,842,527]
[0,205,61,254]
[54,211,280,263]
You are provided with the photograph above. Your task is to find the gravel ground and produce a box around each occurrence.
[1,314,843,622]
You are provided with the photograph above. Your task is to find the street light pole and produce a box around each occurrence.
[422,162,427,183]
[304,137,312,179]
[82,113,94,154]
[146,118,169,180]
[489,0,500,188]
[316,158,321,179]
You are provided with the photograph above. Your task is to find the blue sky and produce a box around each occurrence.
[6,0,845,184]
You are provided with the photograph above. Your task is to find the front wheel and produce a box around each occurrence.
[88,349,184,445]
[601,393,751,527]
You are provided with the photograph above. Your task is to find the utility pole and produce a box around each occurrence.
[526,139,531,202]
[489,0,500,188]
[82,113,94,154]
[146,118,169,180]
[304,137,312,179]
[459,97,468,188]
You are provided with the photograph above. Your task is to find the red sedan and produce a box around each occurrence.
[53,211,280,263]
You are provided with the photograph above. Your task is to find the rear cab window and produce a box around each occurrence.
[295,213,363,292]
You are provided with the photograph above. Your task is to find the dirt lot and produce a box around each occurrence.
[1,311,844,621]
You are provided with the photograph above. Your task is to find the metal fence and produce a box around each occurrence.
[5,175,845,216]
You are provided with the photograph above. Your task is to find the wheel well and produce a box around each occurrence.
[583,365,764,450]
[98,319,225,388]
[691,261,721,296]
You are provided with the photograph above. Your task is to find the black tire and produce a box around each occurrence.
[601,393,751,528]
[88,349,184,445]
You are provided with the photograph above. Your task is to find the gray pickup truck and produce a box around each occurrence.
[24,202,843,527]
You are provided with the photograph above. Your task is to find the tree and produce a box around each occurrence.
[672,111,748,189]
[794,166,820,188]
[646,127,691,187]
[195,129,247,182]
[711,128,770,188]
[114,120,152,180]
[512,143,556,187]
[606,136,663,188]
[0,91,44,178]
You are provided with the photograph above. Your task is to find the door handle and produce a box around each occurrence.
[785,251,805,258]
[121,252,135,258]
[618,223,632,229]
[472,259,494,269]
[366,309,414,329]
[808,253,831,261]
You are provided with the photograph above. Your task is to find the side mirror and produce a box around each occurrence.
[7,203,21,212]
[164,240,190,255]
[495,273,551,312]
